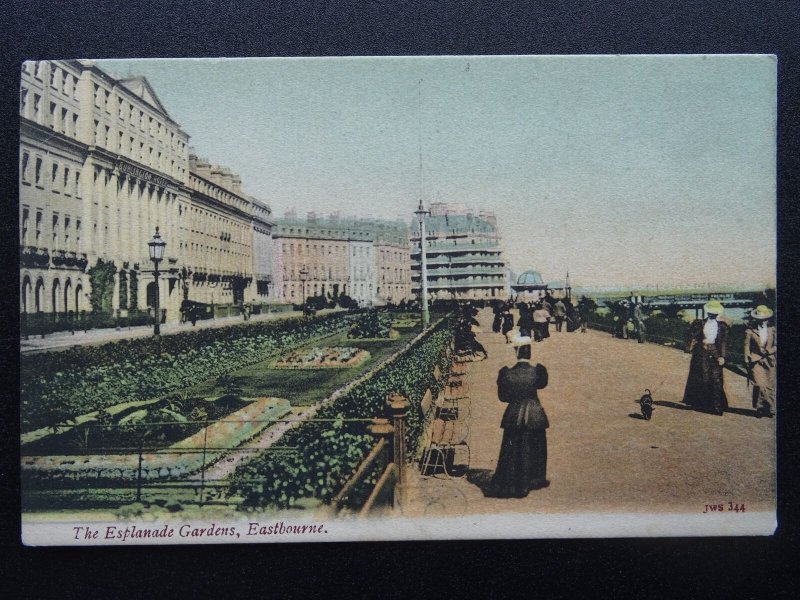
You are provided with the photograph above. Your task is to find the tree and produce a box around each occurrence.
[87,258,117,311]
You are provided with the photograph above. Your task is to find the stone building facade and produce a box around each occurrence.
[19,60,272,323]
[183,155,273,306]
[373,222,412,305]
[20,60,191,321]
[411,202,506,301]
[271,212,412,306]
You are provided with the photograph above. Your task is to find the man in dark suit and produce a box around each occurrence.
[485,336,551,498]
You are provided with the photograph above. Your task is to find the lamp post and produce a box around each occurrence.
[414,200,430,328]
[147,227,166,335]
[298,265,309,306]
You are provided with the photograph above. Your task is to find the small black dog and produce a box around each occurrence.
[638,389,654,420]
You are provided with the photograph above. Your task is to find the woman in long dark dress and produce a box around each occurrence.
[501,309,514,342]
[682,300,729,415]
[516,302,534,337]
[485,336,550,498]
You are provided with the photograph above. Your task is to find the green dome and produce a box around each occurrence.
[516,270,544,286]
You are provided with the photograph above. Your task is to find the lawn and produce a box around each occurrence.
[183,329,418,406]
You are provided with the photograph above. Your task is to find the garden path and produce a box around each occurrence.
[20,308,344,354]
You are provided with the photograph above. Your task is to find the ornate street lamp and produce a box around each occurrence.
[298,264,309,305]
[414,199,430,328]
[147,227,166,335]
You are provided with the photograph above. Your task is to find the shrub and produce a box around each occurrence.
[22,312,361,433]
[229,316,455,509]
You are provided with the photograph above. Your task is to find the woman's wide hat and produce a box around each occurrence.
[750,305,774,320]
[704,300,725,315]
[511,335,533,347]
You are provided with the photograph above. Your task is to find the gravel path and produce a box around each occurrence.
[402,307,776,517]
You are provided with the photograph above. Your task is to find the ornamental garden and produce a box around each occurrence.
[21,309,455,514]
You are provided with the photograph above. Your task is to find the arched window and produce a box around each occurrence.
[21,276,32,313]
[51,279,61,314]
[75,284,83,312]
[35,279,44,312]
[64,279,72,314]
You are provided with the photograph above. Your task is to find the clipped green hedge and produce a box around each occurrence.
[22,312,360,433]
[229,317,455,509]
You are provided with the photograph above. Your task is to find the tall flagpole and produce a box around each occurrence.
[414,78,430,329]
[415,200,430,328]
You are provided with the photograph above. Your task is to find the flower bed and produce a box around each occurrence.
[229,316,455,509]
[273,346,370,369]
[21,395,251,456]
[21,398,291,483]
[347,312,395,339]
[22,312,359,433]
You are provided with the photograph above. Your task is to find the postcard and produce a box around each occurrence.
[19,55,776,545]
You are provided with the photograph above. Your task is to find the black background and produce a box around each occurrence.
[1,1,798,597]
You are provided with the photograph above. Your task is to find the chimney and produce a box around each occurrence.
[190,155,212,179]
[231,173,243,195]
[209,165,224,187]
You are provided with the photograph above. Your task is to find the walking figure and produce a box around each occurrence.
[485,336,551,498]
[682,300,729,415]
[745,305,776,418]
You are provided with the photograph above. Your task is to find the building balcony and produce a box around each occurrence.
[412,279,506,290]
[412,266,505,278]
[20,245,51,269]
[411,241,502,254]
[413,256,505,268]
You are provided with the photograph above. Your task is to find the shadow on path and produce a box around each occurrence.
[724,407,761,418]
[653,400,697,412]
[466,468,494,494]
[628,412,647,420]
[653,400,762,419]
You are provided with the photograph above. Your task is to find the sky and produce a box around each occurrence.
[98,55,777,289]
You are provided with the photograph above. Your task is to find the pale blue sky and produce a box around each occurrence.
[99,55,776,289]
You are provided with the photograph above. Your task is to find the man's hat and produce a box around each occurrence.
[511,335,533,347]
[704,300,725,315]
[750,305,774,320]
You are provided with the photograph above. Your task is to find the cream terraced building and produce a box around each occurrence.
[19,59,273,324]
[183,155,273,307]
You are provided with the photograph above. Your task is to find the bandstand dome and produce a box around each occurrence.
[516,270,545,286]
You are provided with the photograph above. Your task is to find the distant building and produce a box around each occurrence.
[411,202,506,301]
[271,213,411,306]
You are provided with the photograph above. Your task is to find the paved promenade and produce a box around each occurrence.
[403,308,776,517]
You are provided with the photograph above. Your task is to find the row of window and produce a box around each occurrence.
[20,88,81,136]
[283,265,348,281]
[21,206,82,251]
[23,62,81,102]
[92,120,185,178]
[91,82,186,153]
[185,205,249,246]
[21,152,82,197]
[185,241,251,268]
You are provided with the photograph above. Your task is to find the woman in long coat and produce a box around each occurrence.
[682,300,729,415]
[744,305,776,417]
[485,336,550,498]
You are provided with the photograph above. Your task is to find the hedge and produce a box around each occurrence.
[228,316,455,509]
[22,312,361,433]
